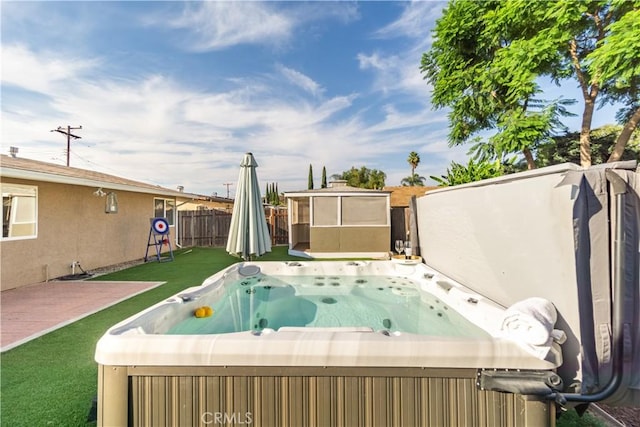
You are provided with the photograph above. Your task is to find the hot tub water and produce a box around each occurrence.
[167,274,489,337]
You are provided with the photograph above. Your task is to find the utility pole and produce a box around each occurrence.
[50,125,82,166]
[223,183,233,199]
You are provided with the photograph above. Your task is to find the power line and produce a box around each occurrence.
[50,125,82,166]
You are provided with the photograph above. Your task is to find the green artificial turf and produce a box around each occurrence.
[0,246,301,426]
[0,246,608,426]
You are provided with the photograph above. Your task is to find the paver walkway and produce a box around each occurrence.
[1,279,163,352]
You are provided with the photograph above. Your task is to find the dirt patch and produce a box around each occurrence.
[597,404,640,426]
[87,259,147,277]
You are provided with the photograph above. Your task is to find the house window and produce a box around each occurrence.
[2,184,37,240]
[154,198,175,226]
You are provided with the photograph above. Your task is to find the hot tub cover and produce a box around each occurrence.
[416,162,639,406]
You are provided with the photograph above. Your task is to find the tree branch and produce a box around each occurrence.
[570,39,590,99]
[523,147,536,170]
[608,105,640,162]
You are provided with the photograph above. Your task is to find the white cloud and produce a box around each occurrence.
[150,1,360,52]
[357,48,431,98]
[356,3,440,99]
[368,104,448,133]
[1,44,99,93]
[374,1,444,40]
[357,52,395,71]
[277,65,324,98]
[292,2,360,26]
[1,4,461,196]
[2,45,375,194]
[164,2,294,51]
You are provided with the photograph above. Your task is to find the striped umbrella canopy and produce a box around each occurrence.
[226,152,272,260]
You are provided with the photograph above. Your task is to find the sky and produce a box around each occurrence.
[1,1,624,198]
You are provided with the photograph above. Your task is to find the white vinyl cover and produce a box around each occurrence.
[417,162,639,406]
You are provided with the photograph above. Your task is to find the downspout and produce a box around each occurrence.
[287,198,293,252]
[174,211,182,249]
[547,169,627,404]
[174,198,196,249]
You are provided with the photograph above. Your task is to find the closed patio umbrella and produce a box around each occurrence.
[226,152,272,260]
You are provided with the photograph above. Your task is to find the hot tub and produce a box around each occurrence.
[95,260,563,426]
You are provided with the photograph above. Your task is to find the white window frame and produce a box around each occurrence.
[153,198,176,226]
[310,195,389,227]
[2,183,38,241]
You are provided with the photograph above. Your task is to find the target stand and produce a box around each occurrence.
[144,218,174,263]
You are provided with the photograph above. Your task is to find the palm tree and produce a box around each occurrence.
[401,173,427,186]
[407,151,420,176]
[402,152,423,186]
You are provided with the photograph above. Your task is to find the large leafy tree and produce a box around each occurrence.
[536,125,640,167]
[545,1,640,165]
[430,159,505,186]
[585,6,640,161]
[421,0,561,169]
[331,166,387,190]
[421,0,640,168]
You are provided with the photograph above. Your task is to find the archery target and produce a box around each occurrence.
[152,218,170,235]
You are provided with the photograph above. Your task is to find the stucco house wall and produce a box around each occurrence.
[0,155,190,290]
[1,178,176,290]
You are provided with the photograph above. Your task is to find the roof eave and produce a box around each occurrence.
[284,191,390,198]
[2,167,183,197]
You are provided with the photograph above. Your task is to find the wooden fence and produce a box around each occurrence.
[178,208,288,247]
[390,196,420,256]
[266,208,289,245]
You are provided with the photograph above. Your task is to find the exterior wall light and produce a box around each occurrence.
[106,192,118,213]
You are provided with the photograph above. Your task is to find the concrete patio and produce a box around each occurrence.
[1,279,163,352]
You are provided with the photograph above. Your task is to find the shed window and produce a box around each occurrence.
[342,196,387,225]
[313,197,338,226]
[154,198,175,226]
[291,199,309,225]
[2,184,37,239]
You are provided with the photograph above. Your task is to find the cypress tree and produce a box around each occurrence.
[308,164,314,190]
[321,166,327,188]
